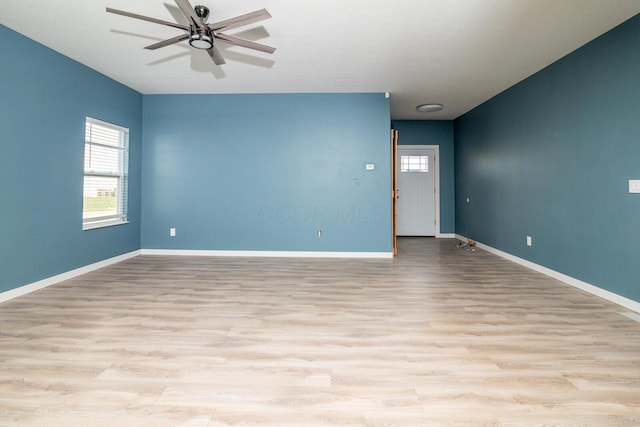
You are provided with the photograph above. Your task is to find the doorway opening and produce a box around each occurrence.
[395,145,440,237]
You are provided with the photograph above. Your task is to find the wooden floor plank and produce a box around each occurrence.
[1,237,639,426]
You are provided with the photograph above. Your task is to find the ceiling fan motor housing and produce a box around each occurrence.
[194,5,210,21]
[188,5,212,49]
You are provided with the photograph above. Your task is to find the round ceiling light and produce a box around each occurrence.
[416,103,443,113]
[189,33,213,50]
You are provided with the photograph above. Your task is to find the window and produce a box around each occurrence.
[400,155,429,173]
[83,117,129,230]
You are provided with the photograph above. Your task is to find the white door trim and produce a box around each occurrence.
[396,145,441,237]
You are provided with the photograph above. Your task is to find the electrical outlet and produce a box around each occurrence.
[317,230,322,238]
[526,236,532,247]
[170,228,176,237]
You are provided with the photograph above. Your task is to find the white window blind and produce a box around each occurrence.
[83,117,129,230]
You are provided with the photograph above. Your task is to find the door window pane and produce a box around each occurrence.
[401,155,429,172]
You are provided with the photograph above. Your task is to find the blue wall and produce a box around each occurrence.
[454,15,640,302]
[392,120,455,234]
[0,25,143,293]
[141,93,392,253]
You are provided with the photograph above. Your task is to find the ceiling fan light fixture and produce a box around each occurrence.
[106,1,275,66]
[189,32,213,49]
[416,103,443,113]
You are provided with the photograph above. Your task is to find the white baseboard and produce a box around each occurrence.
[0,250,141,304]
[141,249,394,259]
[437,233,456,239]
[455,235,640,314]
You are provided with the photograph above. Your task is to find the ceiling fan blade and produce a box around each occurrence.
[208,8,271,32]
[207,46,226,65]
[145,34,189,50]
[106,7,188,31]
[175,0,203,29]
[215,33,276,54]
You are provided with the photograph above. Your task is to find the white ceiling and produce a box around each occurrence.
[1,0,639,119]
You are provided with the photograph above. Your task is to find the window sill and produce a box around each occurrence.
[83,220,129,231]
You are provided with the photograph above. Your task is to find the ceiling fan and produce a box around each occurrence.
[106,0,275,65]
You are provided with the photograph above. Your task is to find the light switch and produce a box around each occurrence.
[629,180,640,194]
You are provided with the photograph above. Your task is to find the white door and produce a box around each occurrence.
[396,148,436,236]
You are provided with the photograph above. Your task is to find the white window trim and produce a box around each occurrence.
[83,217,129,230]
[83,117,129,231]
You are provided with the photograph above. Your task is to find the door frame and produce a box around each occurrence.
[395,145,441,238]
[391,130,398,255]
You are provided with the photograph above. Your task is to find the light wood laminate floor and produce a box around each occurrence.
[1,238,639,426]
